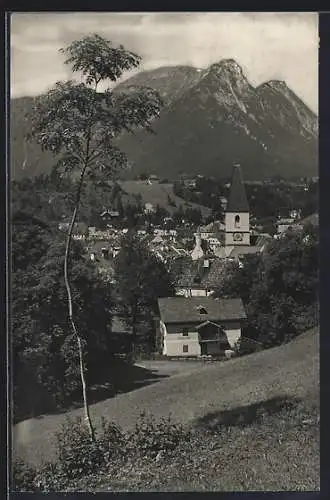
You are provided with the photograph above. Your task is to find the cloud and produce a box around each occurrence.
[10,12,318,112]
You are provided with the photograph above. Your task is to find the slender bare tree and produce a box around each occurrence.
[29,34,163,439]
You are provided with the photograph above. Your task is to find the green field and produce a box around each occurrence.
[119,180,212,218]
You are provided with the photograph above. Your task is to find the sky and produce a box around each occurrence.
[11,12,318,113]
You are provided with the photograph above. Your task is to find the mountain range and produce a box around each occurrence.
[11,59,318,181]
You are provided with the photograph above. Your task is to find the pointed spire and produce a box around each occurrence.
[226,164,249,212]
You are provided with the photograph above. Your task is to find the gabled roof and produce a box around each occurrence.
[158,297,247,323]
[171,257,228,289]
[226,165,249,213]
[229,246,261,259]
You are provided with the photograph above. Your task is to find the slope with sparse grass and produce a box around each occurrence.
[13,326,319,478]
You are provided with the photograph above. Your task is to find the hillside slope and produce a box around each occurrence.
[119,180,212,216]
[13,327,319,466]
[115,65,202,105]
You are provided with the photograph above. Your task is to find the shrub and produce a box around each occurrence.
[127,412,190,458]
[98,417,126,463]
[13,412,190,491]
[33,461,68,492]
[54,416,104,480]
[12,459,36,492]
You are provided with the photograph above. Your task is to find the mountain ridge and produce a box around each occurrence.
[11,59,318,181]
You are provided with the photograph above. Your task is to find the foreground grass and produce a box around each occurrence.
[14,394,318,492]
[77,398,320,492]
[13,327,319,467]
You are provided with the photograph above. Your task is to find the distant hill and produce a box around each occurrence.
[11,96,56,180]
[11,60,318,181]
[119,180,212,217]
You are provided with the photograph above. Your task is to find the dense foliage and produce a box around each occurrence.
[12,208,114,420]
[214,223,319,346]
[114,230,175,353]
[13,412,190,492]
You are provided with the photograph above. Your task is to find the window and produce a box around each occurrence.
[182,328,189,337]
[234,215,240,228]
[183,345,189,353]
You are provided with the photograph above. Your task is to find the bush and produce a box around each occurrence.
[33,461,68,492]
[127,411,190,458]
[54,417,104,480]
[12,412,190,491]
[98,417,126,463]
[12,459,36,491]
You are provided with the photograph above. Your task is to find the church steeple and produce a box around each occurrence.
[226,164,249,213]
[225,164,250,247]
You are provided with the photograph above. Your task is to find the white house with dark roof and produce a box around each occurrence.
[157,296,247,357]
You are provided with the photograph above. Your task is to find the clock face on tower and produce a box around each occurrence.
[233,232,243,242]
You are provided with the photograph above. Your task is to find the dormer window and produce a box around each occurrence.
[234,215,240,228]
[197,306,207,314]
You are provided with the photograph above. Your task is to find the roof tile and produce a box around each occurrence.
[158,296,246,323]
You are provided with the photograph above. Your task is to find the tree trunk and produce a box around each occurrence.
[131,306,138,361]
[64,172,96,442]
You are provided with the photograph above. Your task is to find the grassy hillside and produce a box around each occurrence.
[119,180,212,217]
[13,326,319,472]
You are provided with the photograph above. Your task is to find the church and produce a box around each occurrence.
[189,163,263,263]
[224,163,250,251]
[172,164,266,298]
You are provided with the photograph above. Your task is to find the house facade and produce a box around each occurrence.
[157,297,246,357]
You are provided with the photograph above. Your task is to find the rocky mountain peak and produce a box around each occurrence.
[11,59,318,181]
[209,58,244,77]
[201,59,250,98]
[260,80,289,91]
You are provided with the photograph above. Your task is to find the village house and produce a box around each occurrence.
[100,209,120,219]
[58,221,70,232]
[58,219,89,240]
[89,228,114,240]
[184,178,197,189]
[157,296,247,357]
[72,222,89,240]
[149,174,159,183]
[144,202,155,214]
[170,256,228,297]
[276,217,296,235]
[154,228,177,238]
[220,196,228,210]
[195,221,224,241]
[289,209,302,220]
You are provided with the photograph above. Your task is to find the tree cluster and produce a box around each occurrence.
[12,210,114,420]
[214,223,319,347]
[113,230,175,353]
